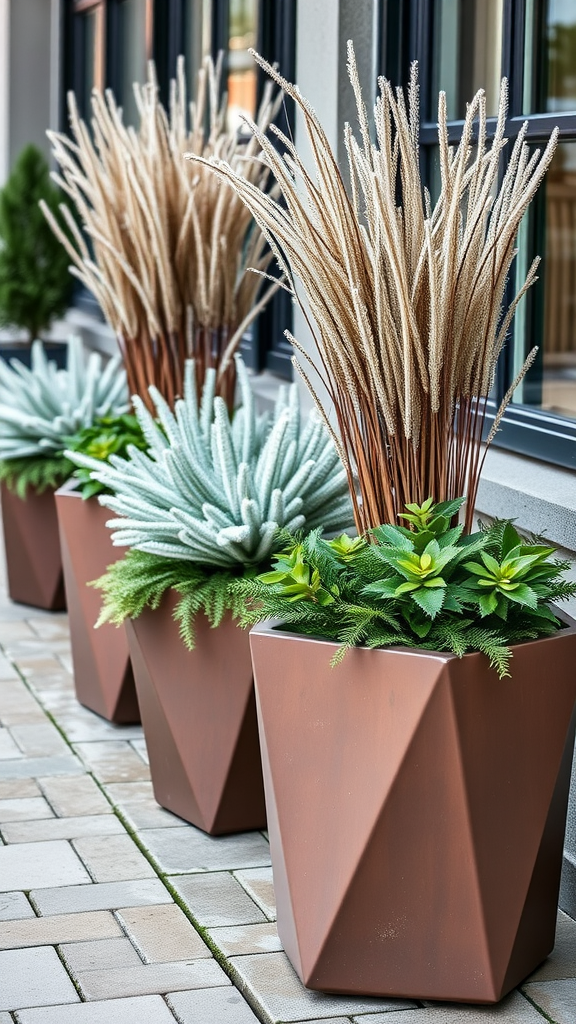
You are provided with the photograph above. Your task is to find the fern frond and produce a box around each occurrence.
[0,454,73,498]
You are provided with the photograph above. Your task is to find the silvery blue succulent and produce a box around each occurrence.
[0,337,129,460]
[68,356,353,568]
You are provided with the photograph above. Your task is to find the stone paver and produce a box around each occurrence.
[9,722,70,757]
[0,727,22,758]
[138,826,271,873]
[76,958,229,1000]
[235,866,276,920]
[352,993,548,1022]
[523,979,576,1023]
[0,891,34,920]
[117,904,211,962]
[60,936,143,973]
[0,779,39,798]
[0,796,54,822]
[170,872,268,927]
[120,800,185,830]
[14,994,178,1023]
[73,741,150,782]
[72,833,157,881]
[1,813,124,843]
[0,910,122,949]
[229,951,416,1022]
[167,985,262,1023]
[208,922,284,956]
[38,774,112,816]
[30,878,172,915]
[0,755,83,778]
[0,839,91,890]
[0,946,79,1011]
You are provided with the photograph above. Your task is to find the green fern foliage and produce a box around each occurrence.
[235,499,576,678]
[94,549,253,650]
[0,454,73,499]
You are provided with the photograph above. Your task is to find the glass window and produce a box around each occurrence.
[227,0,258,129]
[431,0,503,120]
[524,0,576,114]
[119,0,149,124]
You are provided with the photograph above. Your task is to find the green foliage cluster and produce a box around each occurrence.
[0,453,72,499]
[65,415,146,499]
[93,549,254,650]
[0,145,73,340]
[235,498,576,677]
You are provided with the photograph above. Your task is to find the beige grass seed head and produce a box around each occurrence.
[190,44,558,533]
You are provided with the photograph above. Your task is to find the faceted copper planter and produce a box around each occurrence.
[0,481,65,610]
[250,617,576,1003]
[125,594,266,834]
[55,485,139,724]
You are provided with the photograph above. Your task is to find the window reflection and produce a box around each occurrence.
[524,0,576,113]
[119,0,148,126]
[227,0,258,130]
[432,0,503,120]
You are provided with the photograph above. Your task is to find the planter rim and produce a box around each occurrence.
[55,478,83,498]
[250,606,576,664]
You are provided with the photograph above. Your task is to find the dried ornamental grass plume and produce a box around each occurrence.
[0,338,129,461]
[66,355,352,568]
[188,46,558,534]
[42,56,282,412]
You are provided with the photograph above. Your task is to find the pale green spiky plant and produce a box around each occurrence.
[187,46,558,534]
[0,338,129,496]
[67,355,353,646]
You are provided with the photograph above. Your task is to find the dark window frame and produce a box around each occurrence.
[379,0,576,470]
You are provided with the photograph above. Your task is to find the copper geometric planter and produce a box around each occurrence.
[125,594,266,834]
[0,481,65,610]
[250,617,576,1003]
[55,485,139,724]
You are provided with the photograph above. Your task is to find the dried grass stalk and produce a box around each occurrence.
[42,56,281,411]
[189,45,557,533]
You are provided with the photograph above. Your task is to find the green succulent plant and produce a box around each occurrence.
[68,355,353,648]
[65,414,146,499]
[0,338,129,497]
[235,500,576,677]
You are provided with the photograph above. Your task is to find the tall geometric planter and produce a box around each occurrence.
[125,594,266,834]
[250,617,576,1003]
[0,481,65,610]
[55,485,139,724]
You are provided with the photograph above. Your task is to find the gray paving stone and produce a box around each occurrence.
[55,713,144,743]
[0,839,91,891]
[9,723,70,757]
[208,923,283,956]
[0,946,79,1011]
[524,910,576,981]
[131,737,149,764]
[76,958,229,1000]
[140,827,271,873]
[0,621,36,642]
[117,904,211,962]
[235,867,276,920]
[27,616,70,640]
[0,891,35,921]
[0,755,83,779]
[2,813,125,844]
[0,1014,12,1023]
[38,775,112,817]
[0,796,54,822]
[230,952,415,1023]
[14,995,178,1024]
[523,979,576,1023]
[0,779,39,799]
[72,833,157,882]
[73,741,150,782]
[15,655,69,678]
[167,985,261,1024]
[0,657,19,680]
[60,936,143,973]
[0,910,123,949]
[31,878,173,915]
[170,872,268,927]
[121,800,185,830]
[358,992,547,1022]
[0,727,22,759]
[104,780,155,802]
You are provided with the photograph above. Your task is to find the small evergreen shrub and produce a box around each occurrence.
[235,498,576,678]
[0,145,73,341]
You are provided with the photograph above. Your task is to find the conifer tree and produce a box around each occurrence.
[0,145,73,341]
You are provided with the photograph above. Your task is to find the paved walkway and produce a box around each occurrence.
[0,548,575,1022]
